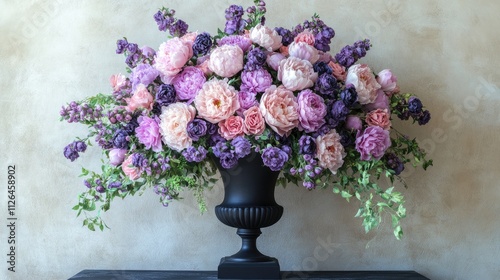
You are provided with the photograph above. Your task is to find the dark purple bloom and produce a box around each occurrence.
[187,119,208,141]
[418,110,431,125]
[261,147,289,171]
[127,43,139,54]
[193,32,212,56]
[209,132,226,147]
[116,38,128,54]
[231,136,251,159]
[124,115,139,134]
[74,141,87,153]
[314,73,338,97]
[112,129,129,149]
[245,47,267,71]
[329,101,349,127]
[224,5,245,35]
[63,143,79,162]
[132,153,148,168]
[212,141,230,158]
[156,84,177,107]
[385,153,405,175]
[275,27,293,46]
[398,110,410,121]
[281,145,292,156]
[84,180,91,188]
[299,135,316,155]
[207,122,218,135]
[182,146,207,162]
[170,19,188,37]
[340,85,358,107]
[154,11,168,31]
[95,186,105,193]
[334,39,371,68]
[408,96,423,115]
[313,61,332,76]
[339,130,355,147]
[220,152,238,169]
[108,181,122,189]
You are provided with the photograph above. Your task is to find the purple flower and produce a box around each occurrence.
[364,90,389,112]
[281,145,292,156]
[156,84,177,107]
[116,38,128,54]
[153,10,169,32]
[340,85,358,107]
[127,43,139,54]
[131,63,159,89]
[240,69,273,93]
[224,5,245,35]
[140,46,156,58]
[170,19,188,37]
[218,35,252,52]
[328,100,349,127]
[112,129,129,149]
[385,153,405,175]
[299,135,316,155]
[109,148,127,166]
[313,61,333,76]
[108,181,122,189]
[408,96,423,115]
[231,136,251,159]
[187,119,208,141]
[172,66,206,101]
[135,116,162,152]
[220,152,238,169]
[314,73,338,97]
[345,115,363,131]
[334,39,371,68]
[212,141,230,158]
[74,141,87,153]
[261,147,289,171]
[193,32,212,56]
[355,126,391,161]
[63,142,79,161]
[244,47,267,71]
[339,130,355,147]
[237,91,258,114]
[132,153,148,168]
[418,110,431,125]
[297,89,327,133]
[274,27,293,46]
[182,146,207,162]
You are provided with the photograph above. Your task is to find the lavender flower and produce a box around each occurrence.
[130,63,159,89]
[261,147,289,171]
[340,85,358,107]
[182,146,208,162]
[274,27,293,46]
[220,152,238,169]
[218,35,252,52]
[170,19,188,37]
[74,141,87,153]
[224,5,245,35]
[244,47,267,71]
[240,69,273,93]
[187,119,208,141]
[314,73,338,97]
[156,84,176,107]
[299,135,317,155]
[132,153,148,168]
[116,38,129,54]
[63,143,79,162]
[313,61,333,76]
[192,32,212,56]
[127,43,139,54]
[231,136,251,159]
[112,129,129,149]
[334,39,371,68]
[108,181,122,189]
[328,101,349,127]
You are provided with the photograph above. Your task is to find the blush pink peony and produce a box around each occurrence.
[194,79,240,123]
[278,57,318,91]
[218,115,245,140]
[288,41,319,64]
[125,84,154,112]
[154,38,192,79]
[377,69,398,94]
[294,30,315,45]
[249,24,282,51]
[159,102,196,152]
[243,106,265,135]
[208,44,244,78]
[365,108,391,130]
[345,64,381,104]
[316,130,346,174]
[259,85,299,136]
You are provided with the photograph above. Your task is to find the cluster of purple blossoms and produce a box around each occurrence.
[334,39,371,68]
[245,1,267,26]
[151,156,171,176]
[340,85,358,108]
[396,96,431,125]
[93,120,114,149]
[315,73,339,97]
[187,119,208,141]
[244,47,267,71]
[60,102,103,124]
[212,137,251,169]
[328,100,349,128]
[289,154,323,190]
[153,8,188,37]
[224,5,245,34]
[153,185,173,207]
[274,27,294,46]
[107,108,133,124]
[261,147,289,172]
[112,129,129,149]
[192,32,213,57]
[313,61,333,76]
[299,135,316,155]
[384,153,405,175]
[301,15,335,52]
[116,38,142,68]
[182,146,208,163]
[63,141,87,162]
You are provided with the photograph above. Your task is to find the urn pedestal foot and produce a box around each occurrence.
[218,257,280,279]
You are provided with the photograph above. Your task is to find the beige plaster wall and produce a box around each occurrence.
[1,0,499,279]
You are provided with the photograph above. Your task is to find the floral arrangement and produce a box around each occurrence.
[61,0,432,238]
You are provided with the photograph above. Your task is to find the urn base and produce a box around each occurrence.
[218,256,280,279]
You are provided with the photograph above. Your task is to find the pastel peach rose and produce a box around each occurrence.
[125,84,154,112]
[154,38,193,78]
[259,85,299,136]
[328,61,347,81]
[121,155,141,180]
[218,115,244,140]
[316,130,346,174]
[365,108,391,130]
[249,24,283,51]
[294,30,315,45]
[278,57,318,91]
[208,45,244,78]
[194,79,240,123]
[243,106,265,135]
[110,73,127,92]
[288,42,319,64]
[345,64,381,104]
[159,102,196,152]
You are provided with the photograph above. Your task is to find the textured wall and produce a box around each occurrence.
[1,0,499,279]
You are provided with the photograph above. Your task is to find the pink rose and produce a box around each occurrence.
[297,89,327,133]
[109,148,127,166]
[316,130,346,174]
[110,74,128,92]
[260,85,299,136]
[154,38,193,78]
[249,24,283,51]
[159,102,196,152]
[278,57,318,91]
[266,52,286,71]
[345,115,363,131]
[121,155,140,180]
[243,106,265,135]
[377,69,398,94]
[345,64,381,104]
[294,30,315,45]
[328,62,347,81]
[194,79,240,123]
[208,45,244,78]
[365,108,391,130]
[355,126,391,161]
[288,42,319,64]
[125,84,154,112]
[364,89,390,112]
[218,115,244,140]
